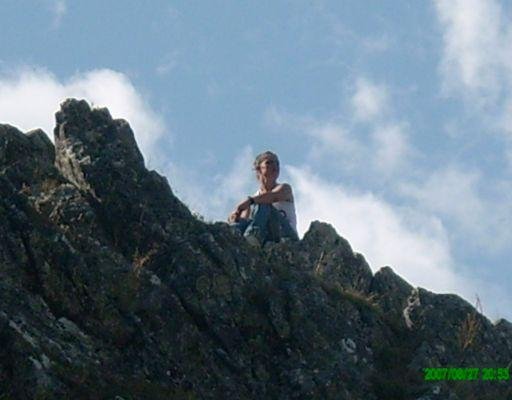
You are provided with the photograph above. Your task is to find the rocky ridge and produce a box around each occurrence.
[0,99,511,399]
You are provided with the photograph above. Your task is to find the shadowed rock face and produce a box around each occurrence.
[0,99,510,400]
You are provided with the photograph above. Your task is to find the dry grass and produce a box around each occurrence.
[40,178,61,193]
[312,250,379,312]
[341,287,379,311]
[132,247,158,274]
[458,296,482,352]
[318,278,379,313]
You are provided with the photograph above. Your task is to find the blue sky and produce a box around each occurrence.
[1,0,511,322]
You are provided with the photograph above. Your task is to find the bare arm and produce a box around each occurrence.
[227,203,251,222]
[228,184,294,222]
[252,183,293,204]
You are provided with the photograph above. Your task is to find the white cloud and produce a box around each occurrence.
[308,122,364,170]
[265,98,411,178]
[372,123,411,174]
[163,160,211,218]
[351,78,388,122]
[288,165,457,289]
[399,166,512,252]
[163,146,256,222]
[210,145,256,216]
[50,0,67,28]
[286,165,512,320]
[264,106,365,172]
[435,0,504,96]
[400,167,483,227]
[466,279,512,322]
[0,66,167,160]
[435,0,512,137]
[503,98,512,133]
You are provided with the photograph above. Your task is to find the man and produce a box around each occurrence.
[228,151,298,246]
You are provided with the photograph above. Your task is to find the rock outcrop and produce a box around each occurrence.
[0,99,510,399]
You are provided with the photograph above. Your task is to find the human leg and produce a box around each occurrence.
[243,204,274,244]
[277,212,299,241]
[229,218,251,236]
[245,204,298,244]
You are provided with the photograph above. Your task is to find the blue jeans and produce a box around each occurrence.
[231,204,299,243]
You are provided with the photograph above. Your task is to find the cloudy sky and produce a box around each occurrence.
[1,1,511,322]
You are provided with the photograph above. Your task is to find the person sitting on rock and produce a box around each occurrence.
[228,151,299,246]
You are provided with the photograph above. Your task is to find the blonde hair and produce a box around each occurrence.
[253,151,280,178]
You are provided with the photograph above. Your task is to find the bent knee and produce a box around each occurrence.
[253,203,273,210]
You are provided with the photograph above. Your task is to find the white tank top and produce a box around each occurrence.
[255,186,297,234]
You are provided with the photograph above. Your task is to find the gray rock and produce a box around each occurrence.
[0,99,510,399]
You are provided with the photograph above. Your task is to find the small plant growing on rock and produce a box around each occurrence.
[458,296,482,352]
[341,287,378,311]
[132,246,158,273]
[317,278,379,313]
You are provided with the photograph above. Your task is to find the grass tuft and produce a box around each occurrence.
[458,296,482,352]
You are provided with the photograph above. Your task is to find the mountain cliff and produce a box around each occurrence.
[0,99,510,399]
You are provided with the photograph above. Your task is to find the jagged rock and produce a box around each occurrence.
[54,99,192,259]
[300,221,373,292]
[0,99,510,399]
[370,266,414,327]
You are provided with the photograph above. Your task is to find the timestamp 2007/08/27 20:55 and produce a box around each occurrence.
[423,367,510,381]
